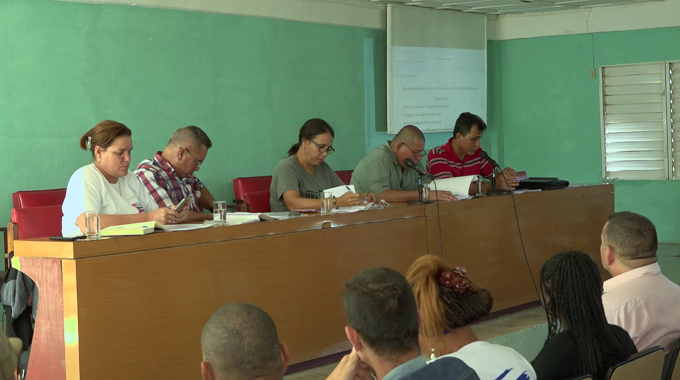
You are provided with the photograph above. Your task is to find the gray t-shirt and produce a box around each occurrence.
[351,141,427,194]
[269,155,345,212]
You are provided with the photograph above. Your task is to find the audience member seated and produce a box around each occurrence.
[200,303,290,380]
[600,211,680,352]
[532,250,637,380]
[351,125,456,203]
[269,118,377,212]
[340,267,479,380]
[0,330,21,380]
[426,112,519,194]
[62,120,187,236]
[135,126,216,222]
[406,255,535,380]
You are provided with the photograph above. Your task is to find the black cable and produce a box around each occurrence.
[496,168,541,301]
[431,180,444,259]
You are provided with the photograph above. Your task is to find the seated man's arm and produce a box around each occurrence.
[179,185,215,222]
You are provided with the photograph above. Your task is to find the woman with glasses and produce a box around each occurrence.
[62,120,188,236]
[269,118,378,212]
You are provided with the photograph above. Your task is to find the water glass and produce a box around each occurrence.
[476,175,486,197]
[422,184,431,201]
[84,211,100,240]
[213,201,227,226]
[320,191,334,215]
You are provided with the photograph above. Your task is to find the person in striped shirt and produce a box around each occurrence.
[135,126,216,222]
[426,112,519,195]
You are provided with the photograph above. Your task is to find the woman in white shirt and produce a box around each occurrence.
[406,255,536,380]
[62,120,188,236]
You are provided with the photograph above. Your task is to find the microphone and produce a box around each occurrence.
[480,150,501,169]
[404,158,434,180]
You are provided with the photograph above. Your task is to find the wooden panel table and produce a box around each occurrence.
[13,185,613,380]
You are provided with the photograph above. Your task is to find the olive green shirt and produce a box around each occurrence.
[351,141,427,194]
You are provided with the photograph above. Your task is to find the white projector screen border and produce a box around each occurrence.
[387,5,487,134]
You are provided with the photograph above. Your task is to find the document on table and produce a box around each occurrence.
[431,175,476,200]
[335,200,390,213]
[162,223,214,232]
[324,184,356,198]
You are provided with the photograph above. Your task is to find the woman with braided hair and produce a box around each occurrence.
[531,251,636,380]
[406,255,536,380]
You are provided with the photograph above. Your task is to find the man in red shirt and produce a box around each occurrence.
[427,112,519,195]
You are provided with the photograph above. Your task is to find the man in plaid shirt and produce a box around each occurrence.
[135,126,216,222]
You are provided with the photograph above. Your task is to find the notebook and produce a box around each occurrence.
[100,221,165,236]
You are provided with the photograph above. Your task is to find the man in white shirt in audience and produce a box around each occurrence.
[600,211,680,352]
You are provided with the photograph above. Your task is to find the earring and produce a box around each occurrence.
[430,348,436,361]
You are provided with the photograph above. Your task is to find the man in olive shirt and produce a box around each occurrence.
[351,125,456,203]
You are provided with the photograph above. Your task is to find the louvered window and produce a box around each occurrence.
[669,62,680,179]
[601,63,668,180]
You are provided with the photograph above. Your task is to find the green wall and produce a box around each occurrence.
[0,0,385,224]
[489,28,680,242]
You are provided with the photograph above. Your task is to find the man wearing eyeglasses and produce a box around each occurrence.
[135,126,216,222]
[351,125,457,203]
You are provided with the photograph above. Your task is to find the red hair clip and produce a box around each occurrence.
[438,266,469,294]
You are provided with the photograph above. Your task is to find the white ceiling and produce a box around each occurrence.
[364,0,664,14]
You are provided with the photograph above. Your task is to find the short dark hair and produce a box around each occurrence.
[287,118,335,156]
[453,112,487,138]
[169,126,213,149]
[604,211,658,261]
[201,303,281,379]
[343,267,420,357]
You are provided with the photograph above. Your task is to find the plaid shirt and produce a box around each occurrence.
[134,152,204,212]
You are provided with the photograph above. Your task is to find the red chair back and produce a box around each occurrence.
[11,205,64,239]
[242,191,271,213]
[233,176,273,201]
[336,170,353,185]
[13,189,67,209]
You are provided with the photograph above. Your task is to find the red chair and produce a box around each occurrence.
[233,176,273,213]
[12,188,66,209]
[7,189,67,254]
[336,170,353,185]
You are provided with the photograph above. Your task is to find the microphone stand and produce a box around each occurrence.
[408,174,434,205]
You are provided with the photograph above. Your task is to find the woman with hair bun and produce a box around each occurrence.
[406,255,536,380]
[62,120,187,236]
[269,118,377,212]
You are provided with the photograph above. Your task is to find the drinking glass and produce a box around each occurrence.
[84,211,100,240]
[320,191,334,215]
[213,201,227,226]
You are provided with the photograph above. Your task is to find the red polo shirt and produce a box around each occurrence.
[426,138,493,180]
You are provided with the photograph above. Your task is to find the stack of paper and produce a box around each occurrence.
[100,221,164,236]
[431,175,476,200]
[226,212,261,226]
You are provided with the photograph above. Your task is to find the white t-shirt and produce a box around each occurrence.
[434,341,536,380]
[62,164,159,236]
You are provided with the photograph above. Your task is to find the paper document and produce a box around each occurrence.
[226,212,261,226]
[335,200,390,213]
[163,223,214,232]
[324,185,356,198]
[100,221,164,236]
[431,175,476,199]
[259,212,303,221]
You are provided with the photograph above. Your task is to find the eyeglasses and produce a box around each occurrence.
[309,139,335,154]
[181,147,203,167]
[403,142,426,158]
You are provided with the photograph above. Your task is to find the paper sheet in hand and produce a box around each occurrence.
[431,175,476,199]
[324,185,355,198]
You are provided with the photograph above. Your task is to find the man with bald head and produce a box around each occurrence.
[351,125,456,203]
[135,126,216,222]
[200,303,290,380]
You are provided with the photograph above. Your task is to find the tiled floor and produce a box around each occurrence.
[285,243,680,380]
